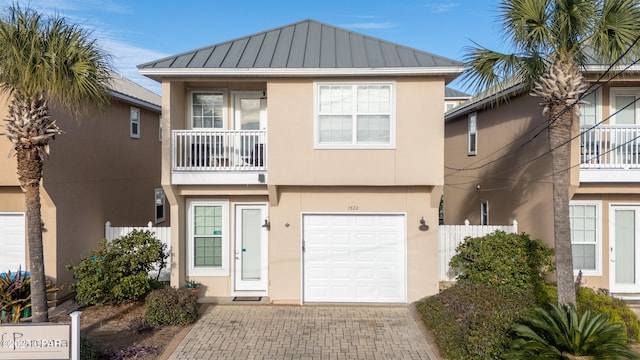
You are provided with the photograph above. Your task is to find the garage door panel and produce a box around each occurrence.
[303,214,406,303]
[0,213,26,273]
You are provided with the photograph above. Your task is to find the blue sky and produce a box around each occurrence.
[19,0,507,94]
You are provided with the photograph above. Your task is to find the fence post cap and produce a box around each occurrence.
[464,219,470,226]
[105,221,111,226]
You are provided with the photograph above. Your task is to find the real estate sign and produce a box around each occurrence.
[0,323,70,359]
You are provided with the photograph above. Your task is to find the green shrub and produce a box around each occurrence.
[577,287,640,342]
[449,231,554,292]
[534,284,640,342]
[416,282,537,359]
[67,230,168,306]
[506,303,639,359]
[144,287,198,326]
[79,337,99,360]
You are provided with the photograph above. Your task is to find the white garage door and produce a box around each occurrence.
[303,214,406,303]
[0,213,26,273]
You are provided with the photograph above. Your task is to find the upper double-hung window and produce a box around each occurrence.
[315,83,395,149]
[190,91,225,129]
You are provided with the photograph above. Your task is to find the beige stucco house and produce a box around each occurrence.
[0,73,164,300]
[138,19,463,304]
[444,69,640,296]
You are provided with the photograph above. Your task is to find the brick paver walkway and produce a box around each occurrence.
[166,305,438,359]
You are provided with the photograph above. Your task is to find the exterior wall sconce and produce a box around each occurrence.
[419,217,429,231]
[262,219,270,230]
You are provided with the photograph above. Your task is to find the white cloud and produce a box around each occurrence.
[423,2,460,13]
[339,22,396,30]
[20,1,164,94]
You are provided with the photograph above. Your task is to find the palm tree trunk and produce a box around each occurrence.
[14,104,49,323]
[548,105,576,306]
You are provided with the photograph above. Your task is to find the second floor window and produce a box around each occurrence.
[315,83,395,149]
[468,112,477,155]
[130,107,140,138]
[191,91,225,129]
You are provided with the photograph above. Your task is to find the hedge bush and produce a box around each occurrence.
[539,284,640,342]
[144,288,199,326]
[416,282,537,359]
[449,231,554,292]
[577,287,640,342]
[68,230,168,305]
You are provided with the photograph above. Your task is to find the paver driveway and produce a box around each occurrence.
[166,305,438,360]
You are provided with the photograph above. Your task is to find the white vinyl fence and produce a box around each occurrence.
[105,221,171,281]
[439,219,518,281]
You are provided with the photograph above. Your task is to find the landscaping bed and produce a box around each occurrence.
[51,300,190,359]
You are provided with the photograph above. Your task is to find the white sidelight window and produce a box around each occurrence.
[570,201,601,276]
[468,112,477,155]
[187,199,229,276]
[130,107,140,138]
[189,90,227,129]
[315,82,395,149]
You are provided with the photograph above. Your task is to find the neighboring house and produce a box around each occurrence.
[138,19,463,304]
[0,72,165,300]
[444,87,471,112]
[444,69,640,295]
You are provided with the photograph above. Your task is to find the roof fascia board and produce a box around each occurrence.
[111,91,161,112]
[139,66,465,77]
[444,83,525,121]
[582,64,640,73]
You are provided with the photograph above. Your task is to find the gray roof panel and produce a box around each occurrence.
[238,34,265,68]
[288,21,308,67]
[138,19,462,71]
[222,37,248,67]
[254,30,279,67]
[189,48,212,68]
[335,29,352,68]
[304,21,321,68]
[365,38,385,67]
[270,25,295,67]
[349,33,368,68]
[204,43,231,68]
[320,26,336,67]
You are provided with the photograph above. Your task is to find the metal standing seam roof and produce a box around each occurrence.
[138,19,463,79]
[445,87,471,99]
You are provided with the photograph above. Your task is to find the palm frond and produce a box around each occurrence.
[590,0,640,64]
[505,303,640,359]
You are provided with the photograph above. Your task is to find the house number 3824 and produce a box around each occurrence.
[347,205,359,211]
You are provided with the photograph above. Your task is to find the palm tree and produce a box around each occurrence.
[462,0,640,306]
[0,5,111,322]
[506,303,639,359]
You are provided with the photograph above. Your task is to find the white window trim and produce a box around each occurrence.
[154,188,166,224]
[609,87,640,125]
[570,200,602,277]
[313,81,396,149]
[480,200,489,225]
[187,199,230,277]
[187,89,228,129]
[579,86,601,127]
[468,112,477,156]
[445,101,457,112]
[130,107,140,138]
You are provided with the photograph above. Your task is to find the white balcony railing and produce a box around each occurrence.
[172,129,267,172]
[580,125,640,169]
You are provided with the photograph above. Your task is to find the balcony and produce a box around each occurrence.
[171,129,267,185]
[580,125,640,182]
